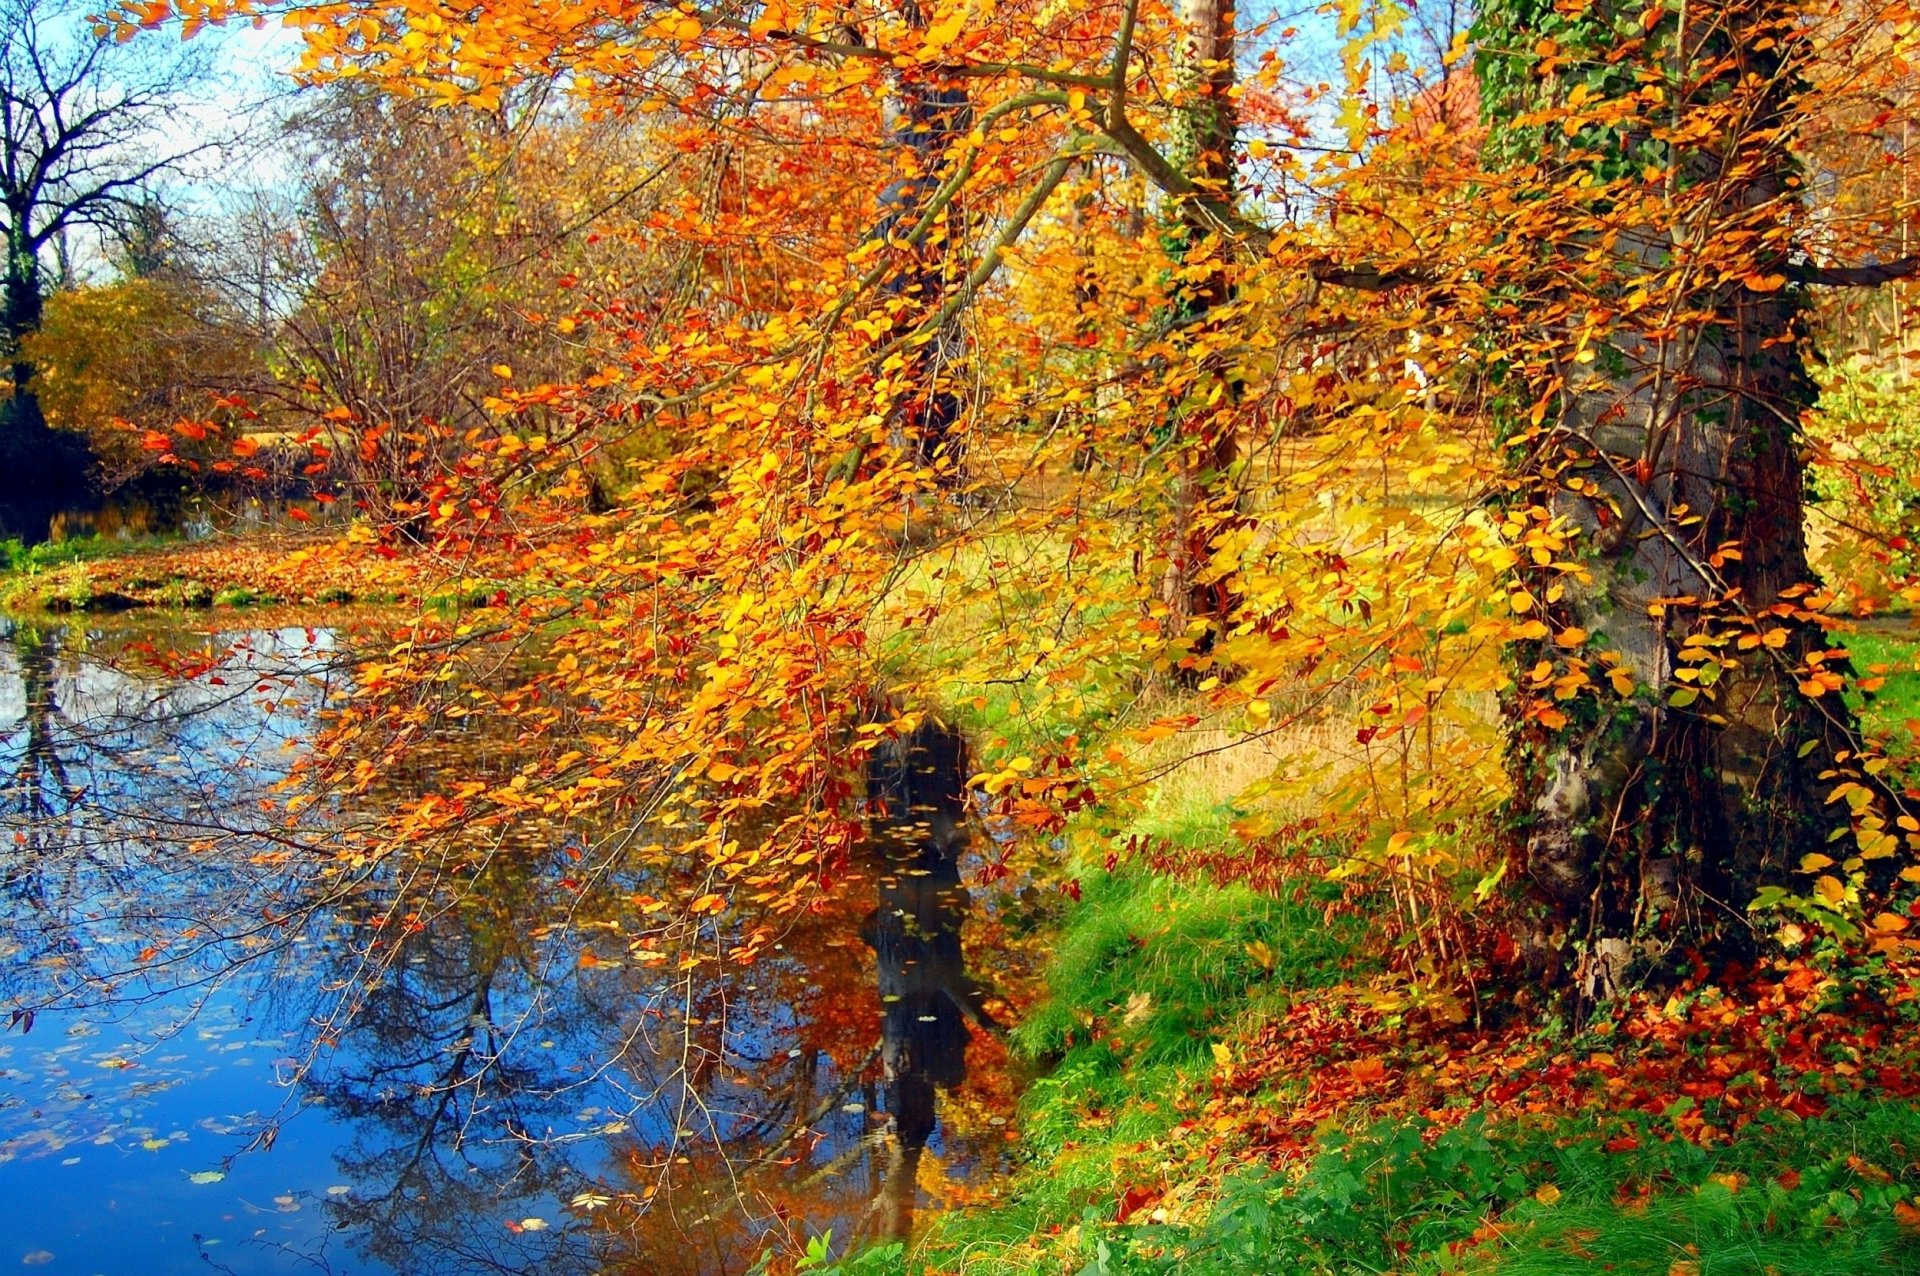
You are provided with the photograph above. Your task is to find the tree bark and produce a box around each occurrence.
[1480,0,1894,1003]
[1157,0,1241,667]
[2,214,50,434]
[0,234,87,518]
[873,0,972,486]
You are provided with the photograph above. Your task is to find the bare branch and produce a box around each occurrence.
[1308,260,1437,290]
[1785,254,1920,288]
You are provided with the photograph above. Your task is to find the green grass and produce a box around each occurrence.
[898,1065,1920,1276]
[1011,869,1356,1069]
[0,534,140,574]
[1844,628,1920,735]
[1077,1098,1920,1276]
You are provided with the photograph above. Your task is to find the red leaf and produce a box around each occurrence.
[1115,1185,1158,1224]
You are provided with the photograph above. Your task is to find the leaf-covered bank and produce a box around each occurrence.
[0,531,473,614]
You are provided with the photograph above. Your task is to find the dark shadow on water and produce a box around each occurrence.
[1,478,346,547]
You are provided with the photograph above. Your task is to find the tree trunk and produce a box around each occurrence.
[1480,0,1894,1003]
[1158,0,1240,667]
[0,235,87,517]
[873,1,972,486]
[3,232,46,433]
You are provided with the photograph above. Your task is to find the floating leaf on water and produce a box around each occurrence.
[519,1217,549,1232]
[60,1158,79,1166]
[325,1185,351,1196]
[141,1137,170,1150]
[188,1170,225,1185]
[22,1250,53,1266]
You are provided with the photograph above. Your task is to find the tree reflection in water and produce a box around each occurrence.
[298,718,1010,1274]
[0,619,341,1005]
[0,625,1022,1274]
[862,719,999,1242]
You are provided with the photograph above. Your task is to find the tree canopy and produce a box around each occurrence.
[79,0,1920,1004]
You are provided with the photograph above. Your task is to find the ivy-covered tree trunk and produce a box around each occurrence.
[1158,0,1241,663]
[3,224,47,435]
[1477,0,1897,1003]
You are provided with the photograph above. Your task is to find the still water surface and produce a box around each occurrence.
[0,618,1027,1274]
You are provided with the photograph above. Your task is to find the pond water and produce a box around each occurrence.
[0,618,1031,1274]
[2,489,345,548]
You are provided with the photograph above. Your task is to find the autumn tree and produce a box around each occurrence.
[0,0,222,509]
[1153,0,1241,650]
[232,88,551,512]
[1445,0,1920,1000]
[24,203,260,486]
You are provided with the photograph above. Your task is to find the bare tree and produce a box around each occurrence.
[223,84,633,520]
[0,0,221,506]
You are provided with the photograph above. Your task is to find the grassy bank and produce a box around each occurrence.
[815,856,1920,1275]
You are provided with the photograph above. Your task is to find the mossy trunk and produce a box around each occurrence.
[1158,0,1241,665]
[2,238,47,446]
[1478,0,1888,1003]
[1,236,88,516]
